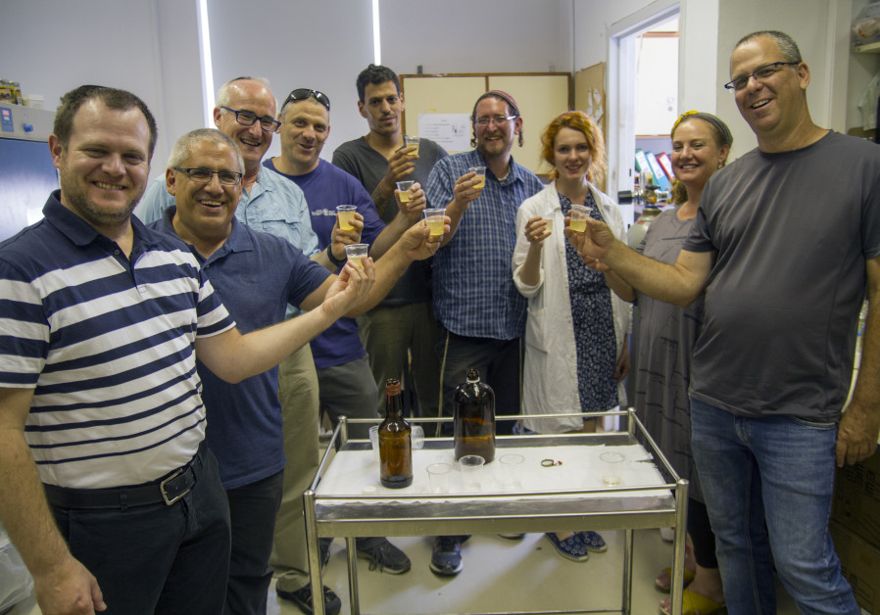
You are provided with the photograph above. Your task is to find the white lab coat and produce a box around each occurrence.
[512,181,631,433]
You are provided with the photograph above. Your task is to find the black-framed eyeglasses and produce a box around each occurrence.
[723,61,800,91]
[283,88,331,111]
[219,106,281,132]
[475,114,518,127]
[173,166,243,186]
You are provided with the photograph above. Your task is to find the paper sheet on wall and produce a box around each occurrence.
[417,113,471,152]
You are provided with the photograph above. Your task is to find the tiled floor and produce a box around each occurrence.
[10,530,802,615]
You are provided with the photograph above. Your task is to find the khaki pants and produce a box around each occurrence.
[270,345,320,594]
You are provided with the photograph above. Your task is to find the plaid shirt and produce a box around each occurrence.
[426,150,544,340]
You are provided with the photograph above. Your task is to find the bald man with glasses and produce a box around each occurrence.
[576,31,880,614]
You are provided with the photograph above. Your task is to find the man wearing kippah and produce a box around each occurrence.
[425,90,543,576]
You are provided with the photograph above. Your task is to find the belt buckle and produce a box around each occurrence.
[160,468,189,506]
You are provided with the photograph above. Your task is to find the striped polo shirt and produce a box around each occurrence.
[0,192,235,489]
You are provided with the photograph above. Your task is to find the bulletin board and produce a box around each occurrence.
[400,73,571,174]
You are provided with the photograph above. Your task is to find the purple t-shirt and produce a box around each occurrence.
[264,158,384,368]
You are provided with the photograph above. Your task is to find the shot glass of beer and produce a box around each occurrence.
[403,135,420,158]
[396,180,415,204]
[569,204,592,233]
[468,165,486,190]
[336,204,357,231]
[423,207,446,238]
[344,243,369,271]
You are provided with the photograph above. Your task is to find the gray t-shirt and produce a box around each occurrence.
[634,209,705,500]
[333,136,447,306]
[683,131,880,420]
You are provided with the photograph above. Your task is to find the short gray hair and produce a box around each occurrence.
[167,128,244,173]
[734,30,802,63]
[216,76,275,108]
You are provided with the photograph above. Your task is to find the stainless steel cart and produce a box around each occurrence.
[304,410,688,615]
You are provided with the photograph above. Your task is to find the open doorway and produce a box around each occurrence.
[607,2,680,228]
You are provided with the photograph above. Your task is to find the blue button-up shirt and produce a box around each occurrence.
[426,150,544,340]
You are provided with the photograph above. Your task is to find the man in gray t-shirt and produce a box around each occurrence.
[333,64,448,418]
[577,31,878,614]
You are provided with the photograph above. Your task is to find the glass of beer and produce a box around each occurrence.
[336,204,357,231]
[344,243,369,271]
[423,207,446,238]
[468,165,486,190]
[569,204,592,233]
[403,135,420,158]
[396,180,415,204]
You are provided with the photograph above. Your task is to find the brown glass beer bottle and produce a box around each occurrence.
[453,368,496,462]
[379,378,413,488]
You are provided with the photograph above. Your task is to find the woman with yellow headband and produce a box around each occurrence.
[622,110,732,615]
[512,110,631,562]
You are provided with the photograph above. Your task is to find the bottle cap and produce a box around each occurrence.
[466,368,480,383]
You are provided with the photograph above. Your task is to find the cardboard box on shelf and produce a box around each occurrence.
[830,521,879,614]
[832,451,880,548]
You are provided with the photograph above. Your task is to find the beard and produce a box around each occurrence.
[59,169,143,232]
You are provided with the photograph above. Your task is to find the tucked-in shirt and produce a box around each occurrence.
[427,150,543,340]
[683,131,880,420]
[333,136,448,306]
[263,158,383,368]
[150,209,330,489]
[0,192,234,489]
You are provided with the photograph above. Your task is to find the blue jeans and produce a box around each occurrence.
[690,399,858,615]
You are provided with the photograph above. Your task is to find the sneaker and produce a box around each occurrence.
[430,536,463,576]
[356,538,411,574]
[276,584,342,615]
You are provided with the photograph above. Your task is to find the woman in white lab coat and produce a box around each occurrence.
[512,111,630,561]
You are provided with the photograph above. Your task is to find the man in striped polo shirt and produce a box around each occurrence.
[0,85,374,615]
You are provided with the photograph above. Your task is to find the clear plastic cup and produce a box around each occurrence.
[336,204,357,231]
[468,165,486,190]
[569,204,592,233]
[423,207,446,237]
[344,243,369,271]
[426,462,453,494]
[458,454,485,491]
[396,180,415,203]
[403,135,420,158]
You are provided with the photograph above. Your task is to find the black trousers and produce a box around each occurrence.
[51,446,231,615]
[224,471,284,615]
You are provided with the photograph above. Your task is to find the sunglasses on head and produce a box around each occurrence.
[283,88,331,111]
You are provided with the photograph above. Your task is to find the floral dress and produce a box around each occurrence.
[559,192,618,411]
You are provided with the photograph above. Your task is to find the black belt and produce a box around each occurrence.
[44,459,198,511]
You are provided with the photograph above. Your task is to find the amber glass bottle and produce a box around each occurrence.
[378,378,413,488]
[453,368,496,462]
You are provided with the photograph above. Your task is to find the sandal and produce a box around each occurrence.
[655,566,696,592]
[545,532,589,562]
[581,530,607,553]
[659,588,724,615]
